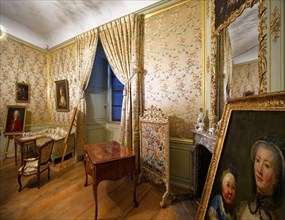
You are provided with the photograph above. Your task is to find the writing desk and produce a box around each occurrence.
[84,141,138,220]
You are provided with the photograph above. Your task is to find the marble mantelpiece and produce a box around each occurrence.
[191,130,217,196]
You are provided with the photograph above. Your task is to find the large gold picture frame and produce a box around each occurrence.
[197,91,285,219]
[210,0,267,126]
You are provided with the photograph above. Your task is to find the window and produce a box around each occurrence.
[87,38,124,122]
[109,66,124,121]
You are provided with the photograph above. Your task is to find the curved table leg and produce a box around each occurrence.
[84,159,88,187]
[92,180,98,220]
[133,171,138,207]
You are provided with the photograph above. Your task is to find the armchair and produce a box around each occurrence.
[18,138,54,192]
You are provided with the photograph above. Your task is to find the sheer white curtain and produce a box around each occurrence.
[99,14,144,166]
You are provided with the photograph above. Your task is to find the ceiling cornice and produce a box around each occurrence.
[6,33,48,53]
[3,0,186,53]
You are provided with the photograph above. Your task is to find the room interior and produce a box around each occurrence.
[0,0,284,219]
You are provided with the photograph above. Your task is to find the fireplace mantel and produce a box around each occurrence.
[192,130,216,153]
[191,130,217,196]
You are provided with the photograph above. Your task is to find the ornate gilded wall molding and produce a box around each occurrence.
[213,0,256,37]
[210,0,268,126]
[270,6,281,44]
[258,0,267,94]
[206,0,210,20]
[206,55,210,74]
[210,0,217,127]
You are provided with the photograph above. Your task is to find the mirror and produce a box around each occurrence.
[210,0,267,123]
[229,3,259,98]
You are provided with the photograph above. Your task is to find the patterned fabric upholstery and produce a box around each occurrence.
[18,160,50,175]
[29,127,75,162]
[17,139,54,192]
[139,106,170,207]
[141,123,167,175]
[29,127,74,141]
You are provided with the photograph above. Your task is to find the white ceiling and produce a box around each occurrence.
[0,0,162,49]
[1,0,259,62]
[228,3,259,64]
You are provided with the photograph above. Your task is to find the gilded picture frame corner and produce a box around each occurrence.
[197,91,285,219]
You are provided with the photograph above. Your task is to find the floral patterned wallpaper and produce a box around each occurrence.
[49,43,80,125]
[144,1,203,139]
[231,61,259,98]
[0,38,48,126]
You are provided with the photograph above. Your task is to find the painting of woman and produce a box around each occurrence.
[55,80,69,112]
[236,134,285,219]
[58,86,67,108]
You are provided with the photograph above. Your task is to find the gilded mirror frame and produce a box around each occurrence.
[210,0,267,126]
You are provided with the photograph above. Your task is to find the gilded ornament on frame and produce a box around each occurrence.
[197,92,285,220]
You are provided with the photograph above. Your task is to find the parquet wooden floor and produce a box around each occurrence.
[0,157,198,220]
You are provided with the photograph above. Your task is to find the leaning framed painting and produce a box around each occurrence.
[16,82,30,103]
[4,105,27,135]
[197,91,285,220]
[55,80,69,112]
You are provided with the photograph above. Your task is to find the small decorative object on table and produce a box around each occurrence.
[195,108,205,132]
[208,117,220,136]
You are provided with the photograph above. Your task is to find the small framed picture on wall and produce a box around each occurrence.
[16,82,30,103]
[55,79,69,112]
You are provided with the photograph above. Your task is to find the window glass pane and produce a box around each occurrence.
[112,77,124,90]
[111,71,124,121]
[112,92,123,105]
[112,106,122,121]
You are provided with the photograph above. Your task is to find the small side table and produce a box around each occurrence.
[14,136,37,166]
[84,141,138,220]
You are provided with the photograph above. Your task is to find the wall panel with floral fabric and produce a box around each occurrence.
[0,38,48,126]
[49,43,80,125]
[143,0,203,139]
[231,60,259,98]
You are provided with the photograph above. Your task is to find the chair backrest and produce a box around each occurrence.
[140,105,169,177]
[39,139,54,166]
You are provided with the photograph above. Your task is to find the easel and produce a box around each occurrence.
[1,134,18,165]
[60,107,77,171]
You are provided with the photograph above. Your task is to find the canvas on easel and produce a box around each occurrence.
[2,105,27,162]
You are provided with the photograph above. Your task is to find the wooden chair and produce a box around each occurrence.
[139,105,171,207]
[17,138,54,192]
